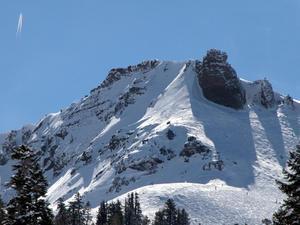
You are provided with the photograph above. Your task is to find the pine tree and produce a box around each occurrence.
[31,161,54,225]
[107,201,123,225]
[273,144,300,224]
[54,198,70,225]
[153,199,190,225]
[164,199,177,225]
[124,193,134,225]
[69,193,85,225]
[124,192,143,225]
[176,209,189,225]
[96,201,108,225]
[83,201,92,225]
[141,216,150,225]
[153,211,165,225]
[6,145,53,225]
[0,195,6,225]
[134,193,143,225]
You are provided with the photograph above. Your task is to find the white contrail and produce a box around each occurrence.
[16,13,23,36]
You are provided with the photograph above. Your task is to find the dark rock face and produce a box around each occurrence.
[91,60,160,92]
[166,129,175,140]
[196,49,246,109]
[129,157,163,171]
[180,136,210,158]
[283,95,295,109]
[254,79,276,108]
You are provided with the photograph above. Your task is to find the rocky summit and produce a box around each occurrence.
[196,49,246,109]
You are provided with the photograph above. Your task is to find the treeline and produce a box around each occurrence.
[53,192,190,225]
[0,145,190,225]
[1,144,300,225]
[54,193,92,225]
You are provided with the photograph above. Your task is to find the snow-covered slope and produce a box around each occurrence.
[1,59,299,225]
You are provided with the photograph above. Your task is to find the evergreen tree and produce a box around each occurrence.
[31,161,54,225]
[69,193,85,225]
[124,192,143,225]
[83,201,92,225]
[273,144,300,224]
[153,199,190,225]
[164,199,177,225]
[176,209,189,225]
[124,193,135,225]
[96,201,108,225]
[54,198,70,225]
[107,201,123,225]
[0,195,6,225]
[6,145,53,225]
[141,216,150,225]
[134,193,143,225]
[153,211,165,225]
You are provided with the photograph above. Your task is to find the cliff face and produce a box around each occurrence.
[196,49,246,109]
[256,79,276,108]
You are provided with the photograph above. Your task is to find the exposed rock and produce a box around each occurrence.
[55,128,68,140]
[196,49,246,109]
[115,160,127,174]
[80,151,92,164]
[180,136,210,158]
[203,160,225,171]
[114,86,145,115]
[2,130,17,153]
[252,79,276,108]
[159,147,176,160]
[166,129,175,140]
[91,60,160,92]
[109,176,136,193]
[0,154,7,165]
[129,157,163,171]
[21,128,32,143]
[53,153,69,176]
[283,95,295,109]
[107,135,128,151]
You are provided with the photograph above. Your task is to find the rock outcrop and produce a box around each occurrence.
[254,79,276,108]
[196,49,246,109]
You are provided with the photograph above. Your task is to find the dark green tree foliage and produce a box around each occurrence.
[176,209,189,225]
[153,199,190,225]
[164,199,177,225]
[141,216,150,225]
[153,211,164,225]
[69,193,85,225]
[0,195,6,225]
[83,201,92,225]
[124,193,133,225]
[273,144,300,225]
[134,193,143,225]
[107,201,123,225]
[124,193,143,225]
[6,145,53,225]
[96,201,108,225]
[54,198,70,225]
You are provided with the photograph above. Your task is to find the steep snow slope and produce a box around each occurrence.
[0,60,299,225]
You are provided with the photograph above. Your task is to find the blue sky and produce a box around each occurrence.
[1,0,300,132]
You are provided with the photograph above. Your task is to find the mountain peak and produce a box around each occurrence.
[1,52,299,224]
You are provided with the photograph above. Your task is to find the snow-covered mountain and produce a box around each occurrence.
[1,51,300,225]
